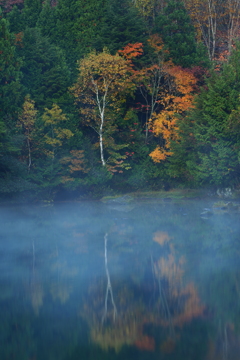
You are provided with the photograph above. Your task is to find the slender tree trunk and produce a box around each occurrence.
[27,136,31,172]
[94,79,107,166]
[226,0,240,54]
[99,114,106,166]
[102,232,117,324]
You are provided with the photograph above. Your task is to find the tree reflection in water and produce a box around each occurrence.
[1,201,240,359]
[81,228,208,355]
[102,232,117,324]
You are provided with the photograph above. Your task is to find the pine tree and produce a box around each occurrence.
[6,4,24,33]
[154,0,208,68]
[94,0,147,54]
[170,46,240,187]
[50,0,106,70]
[21,0,42,29]
[0,10,23,127]
[37,0,57,39]
[19,27,71,109]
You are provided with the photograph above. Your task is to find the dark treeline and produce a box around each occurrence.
[1,0,240,200]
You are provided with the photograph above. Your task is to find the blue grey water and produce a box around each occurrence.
[0,199,240,360]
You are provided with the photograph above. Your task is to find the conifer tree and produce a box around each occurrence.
[93,0,147,54]
[0,10,22,127]
[170,46,240,186]
[37,0,57,39]
[154,0,208,68]
[19,27,71,109]
[6,4,24,33]
[51,0,105,70]
[21,0,42,29]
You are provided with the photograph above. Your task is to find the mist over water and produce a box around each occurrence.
[0,199,240,360]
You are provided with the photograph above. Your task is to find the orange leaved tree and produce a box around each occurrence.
[149,65,197,162]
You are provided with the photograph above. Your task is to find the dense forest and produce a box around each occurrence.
[1,0,240,200]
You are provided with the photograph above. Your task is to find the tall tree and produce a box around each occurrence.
[21,0,42,29]
[184,0,240,60]
[71,49,133,170]
[18,95,37,172]
[132,0,166,25]
[183,0,218,61]
[37,0,57,39]
[19,27,71,109]
[221,0,240,54]
[0,10,22,126]
[41,103,73,163]
[51,0,106,70]
[170,46,240,186]
[93,0,147,54]
[154,0,208,68]
[149,64,197,163]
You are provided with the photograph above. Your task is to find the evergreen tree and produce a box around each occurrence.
[170,46,240,187]
[48,0,106,71]
[93,0,147,54]
[37,0,57,39]
[6,4,24,33]
[0,12,28,194]
[19,27,71,109]
[0,10,23,126]
[6,0,42,31]
[21,0,42,29]
[154,0,208,68]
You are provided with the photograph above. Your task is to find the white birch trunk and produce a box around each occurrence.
[93,78,108,166]
[99,114,106,166]
[27,137,32,172]
[102,232,117,324]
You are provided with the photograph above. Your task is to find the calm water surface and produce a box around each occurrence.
[0,198,240,360]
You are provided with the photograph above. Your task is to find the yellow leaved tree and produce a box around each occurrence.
[41,103,73,161]
[18,95,38,172]
[71,48,134,172]
[183,0,240,60]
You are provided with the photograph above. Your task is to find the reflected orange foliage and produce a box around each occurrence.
[171,283,205,326]
[153,231,170,245]
[134,335,155,351]
[153,231,204,328]
[155,254,184,287]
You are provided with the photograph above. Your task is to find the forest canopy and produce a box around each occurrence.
[1,0,240,200]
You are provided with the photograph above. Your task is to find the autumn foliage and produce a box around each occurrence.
[1,0,240,195]
[149,65,197,162]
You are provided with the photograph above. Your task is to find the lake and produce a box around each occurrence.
[0,198,240,360]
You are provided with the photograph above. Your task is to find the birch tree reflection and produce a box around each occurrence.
[80,228,207,354]
[102,232,117,324]
[80,231,155,352]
